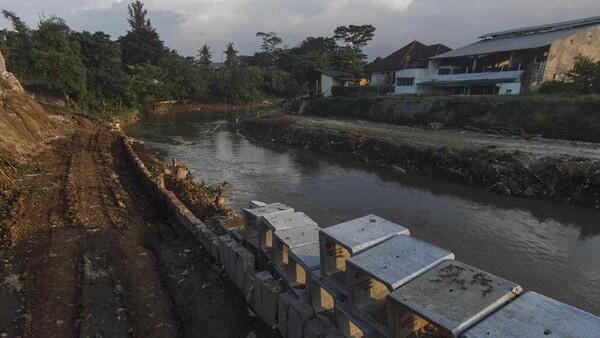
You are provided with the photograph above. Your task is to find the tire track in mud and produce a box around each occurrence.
[2,120,278,338]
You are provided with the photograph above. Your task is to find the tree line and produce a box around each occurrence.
[0,1,376,116]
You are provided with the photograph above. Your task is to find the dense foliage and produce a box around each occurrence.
[0,1,375,117]
[539,56,600,95]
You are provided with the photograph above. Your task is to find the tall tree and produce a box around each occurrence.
[197,44,212,66]
[31,17,87,104]
[127,0,153,32]
[256,32,282,54]
[333,24,376,59]
[224,42,239,68]
[119,0,165,65]
[74,31,134,111]
[0,10,33,78]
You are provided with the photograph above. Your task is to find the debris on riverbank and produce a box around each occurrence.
[239,115,600,209]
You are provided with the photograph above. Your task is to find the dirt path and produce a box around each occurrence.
[0,118,277,337]
[297,116,600,163]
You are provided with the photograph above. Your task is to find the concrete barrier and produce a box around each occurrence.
[122,138,600,338]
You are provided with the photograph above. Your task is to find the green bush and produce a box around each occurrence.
[331,86,379,97]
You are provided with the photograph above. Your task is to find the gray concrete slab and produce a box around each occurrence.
[265,212,318,233]
[347,235,454,290]
[388,261,523,337]
[274,223,320,249]
[242,202,294,233]
[320,215,410,255]
[290,242,321,274]
[461,292,600,338]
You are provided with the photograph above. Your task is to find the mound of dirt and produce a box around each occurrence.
[0,70,51,159]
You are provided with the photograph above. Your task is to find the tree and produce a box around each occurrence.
[74,31,134,112]
[0,10,33,78]
[333,24,376,58]
[30,17,87,104]
[224,42,239,68]
[256,32,282,54]
[568,55,600,94]
[127,0,153,32]
[197,44,212,66]
[119,0,165,65]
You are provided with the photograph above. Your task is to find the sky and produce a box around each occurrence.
[1,0,599,60]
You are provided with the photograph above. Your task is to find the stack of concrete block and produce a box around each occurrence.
[319,215,410,297]
[277,291,294,337]
[271,222,319,284]
[303,314,344,338]
[287,297,315,338]
[344,235,454,336]
[462,292,600,338]
[250,271,283,327]
[388,261,523,338]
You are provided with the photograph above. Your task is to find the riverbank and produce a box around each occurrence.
[303,95,600,143]
[0,74,276,336]
[239,115,600,209]
[150,100,274,116]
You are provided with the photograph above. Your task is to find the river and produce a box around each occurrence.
[126,109,600,316]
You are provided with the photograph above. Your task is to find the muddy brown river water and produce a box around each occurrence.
[126,110,600,316]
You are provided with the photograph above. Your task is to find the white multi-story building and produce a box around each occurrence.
[366,41,451,95]
[421,15,600,95]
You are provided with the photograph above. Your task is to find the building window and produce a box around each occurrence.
[397,77,415,86]
[438,68,451,75]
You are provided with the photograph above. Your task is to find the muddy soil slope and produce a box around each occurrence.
[0,69,276,337]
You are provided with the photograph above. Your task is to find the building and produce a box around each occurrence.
[422,16,600,95]
[317,70,359,97]
[366,41,451,94]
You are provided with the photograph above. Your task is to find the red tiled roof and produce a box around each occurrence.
[366,41,451,72]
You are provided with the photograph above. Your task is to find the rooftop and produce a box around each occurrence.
[433,15,600,59]
[366,41,451,72]
[480,15,600,40]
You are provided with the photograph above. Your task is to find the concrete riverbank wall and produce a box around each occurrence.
[121,135,600,338]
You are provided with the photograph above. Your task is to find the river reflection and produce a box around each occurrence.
[126,110,600,315]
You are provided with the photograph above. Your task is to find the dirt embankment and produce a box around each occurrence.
[304,96,600,143]
[239,115,600,209]
[0,70,276,337]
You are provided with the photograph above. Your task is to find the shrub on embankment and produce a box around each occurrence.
[305,95,600,143]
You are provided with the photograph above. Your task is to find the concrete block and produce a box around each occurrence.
[335,301,385,338]
[347,235,454,330]
[462,292,600,338]
[249,200,268,208]
[209,238,219,260]
[228,243,243,288]
[252,271,274,316]
[319,215,409,296]
[235,246,256,293]
[278,291,294,337]
[262,279,284,327]
[388,261,522,338]
[218,235,234,266]
[288,298,315,338]
[303,314,342,338]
